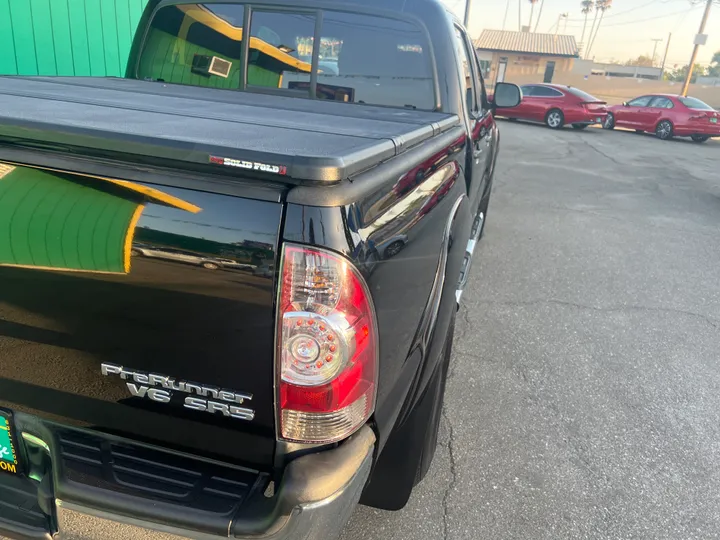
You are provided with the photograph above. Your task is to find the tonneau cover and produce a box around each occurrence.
[0,77,459,182]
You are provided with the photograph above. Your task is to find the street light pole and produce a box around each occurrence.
[464,0,472,28]
[681,0,713,96]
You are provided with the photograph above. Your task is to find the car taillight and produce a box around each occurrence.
[276,243,378,443]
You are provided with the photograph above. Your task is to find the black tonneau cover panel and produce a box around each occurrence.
[0,77,459,182]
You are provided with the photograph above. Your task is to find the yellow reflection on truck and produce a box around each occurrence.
[0,161,200,275]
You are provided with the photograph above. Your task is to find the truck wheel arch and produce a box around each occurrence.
[361,193,471,510]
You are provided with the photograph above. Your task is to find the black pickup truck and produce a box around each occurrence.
[0,0,520,538]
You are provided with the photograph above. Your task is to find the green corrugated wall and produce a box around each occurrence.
[0,0,150,76]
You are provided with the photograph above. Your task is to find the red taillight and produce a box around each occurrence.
[276,243,378,443]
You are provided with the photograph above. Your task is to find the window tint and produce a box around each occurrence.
[248,11,316,90]
[316,12,434,109]
[628,96,652,107]
[566,87,600,102]
[649,97,673,109]
[520,85,535,96]
[678,97,713,110]
[137,4,244,89]
[453,27,477,116]
[533,86,563,97]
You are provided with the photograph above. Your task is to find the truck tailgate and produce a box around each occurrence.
[0,159,282,467]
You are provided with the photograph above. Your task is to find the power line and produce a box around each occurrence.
[566,0,662,21]
[562,6,701,28]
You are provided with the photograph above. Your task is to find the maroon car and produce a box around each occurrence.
[604,94,720,143]
[498,83,608,130]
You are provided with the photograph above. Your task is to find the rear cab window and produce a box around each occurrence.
[135,3,435,110]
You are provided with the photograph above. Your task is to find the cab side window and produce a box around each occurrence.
[533,86,562,97]
[628,96,652,107]
[452,26,478,119]
[649,97,673,109]
[471,46,490,114]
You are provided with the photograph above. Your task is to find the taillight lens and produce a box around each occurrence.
[277,243,378,443]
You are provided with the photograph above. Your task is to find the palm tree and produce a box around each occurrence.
[528,0,539,30]
[579,1,594,53]
[586,0,612,59]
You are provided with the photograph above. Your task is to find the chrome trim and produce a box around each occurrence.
[456,210,485,305]
[21,432,50,454]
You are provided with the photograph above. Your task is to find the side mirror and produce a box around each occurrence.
[622,101,628,106]
[492,82,522,109]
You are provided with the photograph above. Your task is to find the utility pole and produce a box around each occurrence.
[533,0,546,32]
[555,13,568,36]
[681,0,713,96]
[464,0,472,27]
[660,32,672,80]
[650,38,663,66]
[518,0,522,31]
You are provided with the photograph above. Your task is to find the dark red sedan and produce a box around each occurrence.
[496,83,608,130]
[604,94,720,143]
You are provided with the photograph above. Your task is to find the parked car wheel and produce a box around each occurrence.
[691,135,709,143]
[572,124,588,130]
[545,109,564,129]
[655,120,674,141]
[603,113,615,130]
[201,261,220,270]
[383,240,405,258]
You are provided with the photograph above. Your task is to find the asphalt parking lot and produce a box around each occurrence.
[340,123,720,539]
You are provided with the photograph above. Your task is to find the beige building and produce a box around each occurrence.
[474,30,579,87]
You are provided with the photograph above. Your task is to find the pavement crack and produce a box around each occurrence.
[480,298,719,329]
[441,405,458,540]
[576,135,624,166]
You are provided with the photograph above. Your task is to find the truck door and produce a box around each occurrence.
[453,25,490,217]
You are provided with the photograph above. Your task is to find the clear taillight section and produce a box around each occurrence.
[277,244,378,443]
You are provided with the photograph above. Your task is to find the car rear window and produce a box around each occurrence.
[566,87,601,102]
[678,97,713,111]
[135,3,435,110]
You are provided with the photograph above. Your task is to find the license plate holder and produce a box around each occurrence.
[0,409,21,475]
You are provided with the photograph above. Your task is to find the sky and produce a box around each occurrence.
[442,0,719,68]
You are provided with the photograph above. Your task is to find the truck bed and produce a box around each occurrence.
[0,77,459,182]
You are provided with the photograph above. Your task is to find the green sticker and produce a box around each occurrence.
[0,416,18,474]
